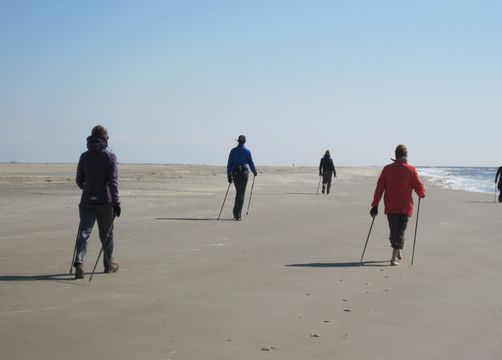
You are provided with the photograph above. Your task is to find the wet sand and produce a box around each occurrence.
[1,163,501,360]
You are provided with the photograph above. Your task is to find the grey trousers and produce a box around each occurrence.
[387,214,409,249]
[74,203,115,269]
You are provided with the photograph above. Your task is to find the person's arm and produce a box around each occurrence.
[371,170,385,208]
[319,159,323,176]
[227,150,233,182]
[247,150,257,176]
[76,154,85,189]
[331,160,336,178]
[496,167,502,183]
[412,168,426,198]
[107,153,120,206]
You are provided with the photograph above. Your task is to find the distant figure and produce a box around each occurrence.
[227,135,257,221]
[496,166,502,202]
[370,145,425,266]
[319,150,337,194]
[73,125,121,279]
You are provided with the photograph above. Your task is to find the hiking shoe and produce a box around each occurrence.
[75,264,85,279]
[104,262,119,273]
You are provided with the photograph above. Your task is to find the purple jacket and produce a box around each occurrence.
[76,136,120,206]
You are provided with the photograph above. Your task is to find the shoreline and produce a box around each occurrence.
[0,162,497,195]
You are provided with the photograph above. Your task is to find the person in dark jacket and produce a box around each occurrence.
[496,166,502,202]
[73,125,121,279]
[370,145,425,266]
[319,150,337,194]
[227,135,257,220]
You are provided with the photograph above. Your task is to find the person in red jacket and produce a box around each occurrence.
[370,144,425,266]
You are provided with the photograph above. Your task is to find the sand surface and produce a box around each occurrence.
[1,163,501,360]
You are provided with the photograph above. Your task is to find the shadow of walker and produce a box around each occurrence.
[0,273,87,285]
[286,260,389,268]
[155,217,235,221]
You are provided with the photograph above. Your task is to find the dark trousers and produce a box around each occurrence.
[322,171,333,194]
[387,214,409,249]
[74,203,115,269]
[232,169,249,219]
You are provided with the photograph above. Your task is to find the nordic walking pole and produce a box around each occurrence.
[246,175,256,216]
[316,175,321,194]
[360,216,376,266]
[217,182,231,220]
[69,223,82,274]
[411,198,422,266]
[89,216,115,283]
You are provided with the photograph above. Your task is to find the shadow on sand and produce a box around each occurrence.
[286,260,389,268]
[0,273,89,285]
[155,217,235,221]
[468,201,499,204]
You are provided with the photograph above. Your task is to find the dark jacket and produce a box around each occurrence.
[496,166,502,190]
[76,136,120,206]
[319,156,336,176]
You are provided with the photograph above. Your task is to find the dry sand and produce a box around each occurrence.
[1,163,501,360]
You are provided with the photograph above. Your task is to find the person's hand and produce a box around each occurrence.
[253,172,257,177]
[370,207,378,218]
[228,177,232,184]
[113,204,121,218]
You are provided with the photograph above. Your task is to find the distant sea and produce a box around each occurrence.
[419,167,498,194]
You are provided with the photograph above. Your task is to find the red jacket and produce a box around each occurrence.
[371,160,425,217]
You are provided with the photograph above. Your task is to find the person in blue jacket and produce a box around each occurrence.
[73,125,121,279]
[227,135,257,220]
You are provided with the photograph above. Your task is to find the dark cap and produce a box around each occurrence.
[237,135,246,144]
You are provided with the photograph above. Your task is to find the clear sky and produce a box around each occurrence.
[1,0,501,166]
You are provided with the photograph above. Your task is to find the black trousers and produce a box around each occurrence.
[387,214,409,249]
[232,169,249,218]
[322,171,334,193]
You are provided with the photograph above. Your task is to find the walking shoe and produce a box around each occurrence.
[104,262,119,273]
[396,249,402,261]
[234,217,242,221]
[75,264,85,279]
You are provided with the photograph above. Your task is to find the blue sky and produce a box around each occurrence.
[1,0,501,166]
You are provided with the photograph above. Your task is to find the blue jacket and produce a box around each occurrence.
[227,144,257,179]
[76,136,120,206]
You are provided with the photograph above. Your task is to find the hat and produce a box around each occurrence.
[237,135,246,144]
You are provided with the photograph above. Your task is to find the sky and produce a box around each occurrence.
[1,0,501,166]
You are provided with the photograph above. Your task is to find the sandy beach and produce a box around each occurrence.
[1,163,501,360]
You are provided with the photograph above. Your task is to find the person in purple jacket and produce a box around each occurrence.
[73,125,121,279]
